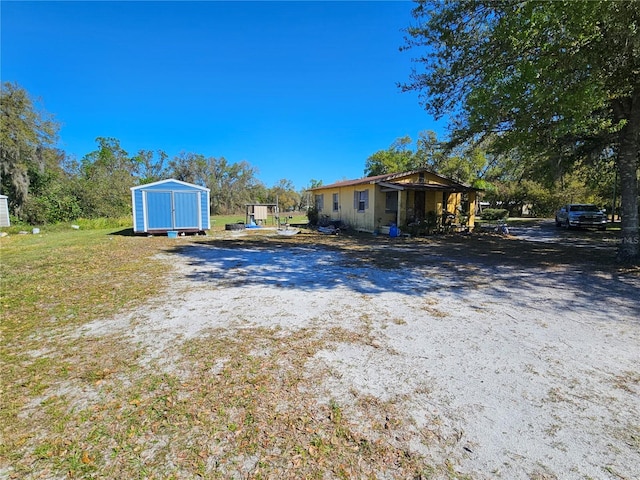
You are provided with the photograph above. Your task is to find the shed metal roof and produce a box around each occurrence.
[130,178,210,191]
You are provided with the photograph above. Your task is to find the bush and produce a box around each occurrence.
[481,208,509,221]
[307,205,319,226]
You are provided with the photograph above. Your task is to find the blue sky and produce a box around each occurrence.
[2,1,443,190]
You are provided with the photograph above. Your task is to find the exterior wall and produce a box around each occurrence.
[467,191,477,228]
[315,184,377,232]
[373,189,398,230]
[0,195,10,227]
[426,191,439,215]
[394,171,449,186]
[316,184,405,232]
[446,192,460,214]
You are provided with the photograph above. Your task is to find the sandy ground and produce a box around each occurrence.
[80,235,640,479]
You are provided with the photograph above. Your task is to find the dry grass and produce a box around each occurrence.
[1,227,636,479]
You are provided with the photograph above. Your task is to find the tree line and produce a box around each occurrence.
[0,82,310,225]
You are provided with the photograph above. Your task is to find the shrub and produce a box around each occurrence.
[481,208,509,221]
[307,205,319,226]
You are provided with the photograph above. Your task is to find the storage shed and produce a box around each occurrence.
[0,195,10,227]
[131,179,210,234]
[245,203,278,226]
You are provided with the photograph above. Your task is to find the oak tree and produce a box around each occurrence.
[402,0,640,260]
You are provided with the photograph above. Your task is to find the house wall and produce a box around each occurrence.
[468,191,477,227]
[426,191,440,215]
[315,184,377,232]
[373,190,398,230]
[446,192,460,213]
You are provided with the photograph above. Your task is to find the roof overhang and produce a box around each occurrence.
[379,182,480,193]
[378,181,405,191]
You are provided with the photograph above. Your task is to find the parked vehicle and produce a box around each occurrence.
[555,204,607,230]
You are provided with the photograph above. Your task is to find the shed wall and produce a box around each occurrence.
[0,196,9,227]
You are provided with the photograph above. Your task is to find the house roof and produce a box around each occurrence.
[309,169,480,192]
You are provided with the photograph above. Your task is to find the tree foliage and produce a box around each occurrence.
[0,82,59,217]
[365,136,415,176]
[268,179,301,212]
[165,153,266,215]
[76,137,139,218]
[364,131,492,186]
[402,0,640,260]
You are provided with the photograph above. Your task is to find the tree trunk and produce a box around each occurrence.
[616,95,640,262]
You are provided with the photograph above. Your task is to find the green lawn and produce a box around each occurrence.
[210,213,309,230]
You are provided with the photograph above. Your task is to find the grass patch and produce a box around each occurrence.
[0,228,173,477]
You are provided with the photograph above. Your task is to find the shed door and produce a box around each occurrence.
[174,192,200,229]
[145,191,200,230]
[146,191,174,229]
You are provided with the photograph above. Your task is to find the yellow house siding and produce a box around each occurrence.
[446,192,460,213]
[393,171,450,185]
[426,191,438,213]
[315,185,376,231]
[350,185,375,231]
[468,191,476,227]
[375,188,401,229]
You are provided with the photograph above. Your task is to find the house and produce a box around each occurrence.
[130,179,210,234]
[309,169,480,233]
[0,195,9,227]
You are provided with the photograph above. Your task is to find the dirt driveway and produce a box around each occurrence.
[82,230,640,479]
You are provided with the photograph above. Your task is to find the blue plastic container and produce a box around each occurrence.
[167,231,178,238]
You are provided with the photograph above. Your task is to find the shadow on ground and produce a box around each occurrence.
[166,231,640,323]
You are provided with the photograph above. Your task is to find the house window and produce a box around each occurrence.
[315,194,324,212]
[332,193,339,212]
[354,190,369,212]
[419,172,425,184]
[385,191,398,213]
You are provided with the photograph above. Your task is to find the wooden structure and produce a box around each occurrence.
[245,203,278,226]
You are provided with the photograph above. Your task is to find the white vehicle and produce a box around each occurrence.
[555,204,607,230]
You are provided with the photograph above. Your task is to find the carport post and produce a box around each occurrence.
[611,170,617,222]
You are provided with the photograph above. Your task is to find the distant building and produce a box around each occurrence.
[0,195,10,227]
